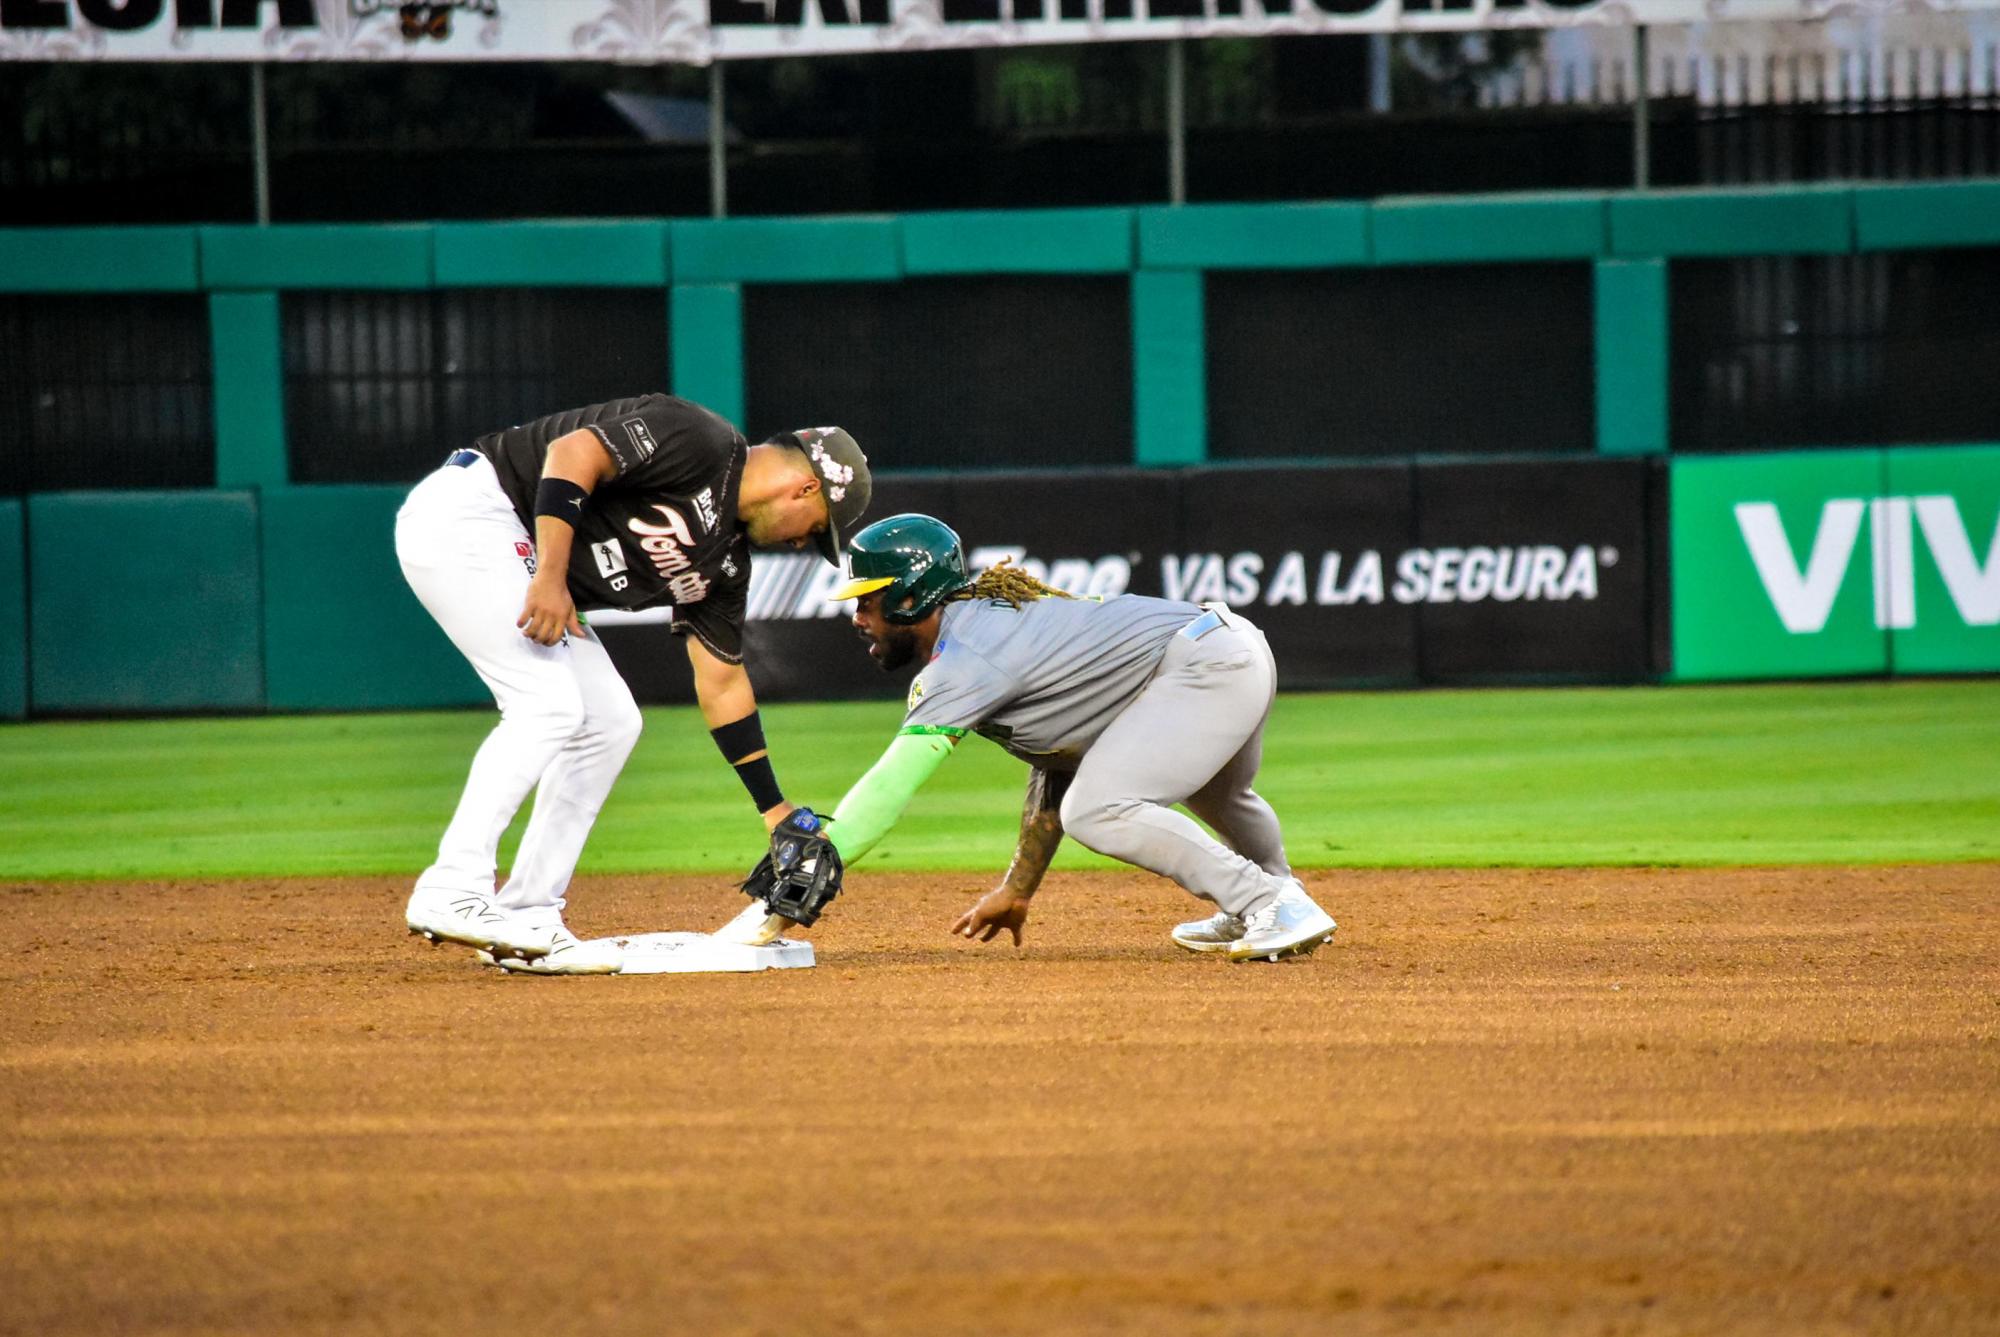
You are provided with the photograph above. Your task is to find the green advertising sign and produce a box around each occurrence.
[1672,450,1891,680]
[1885,445,2000,675]
[1673,447,2000,681]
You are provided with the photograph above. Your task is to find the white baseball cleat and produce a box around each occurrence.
[480,906,583,963]
[405,886,512,951]
[485,924,623,975]
[1226,882,1336,963]
[1170,909,1247,954]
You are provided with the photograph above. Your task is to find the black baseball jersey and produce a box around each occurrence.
[477,394,752,663]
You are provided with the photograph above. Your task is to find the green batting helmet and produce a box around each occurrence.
[827,513,970,625]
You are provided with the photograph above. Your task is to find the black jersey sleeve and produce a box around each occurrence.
[585,395,740,490]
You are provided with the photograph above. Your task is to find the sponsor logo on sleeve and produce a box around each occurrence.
[621,417,658,463]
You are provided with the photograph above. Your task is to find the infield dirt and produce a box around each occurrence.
[4,866,1996,1336]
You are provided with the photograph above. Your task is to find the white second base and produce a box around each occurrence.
[604,931,815,975]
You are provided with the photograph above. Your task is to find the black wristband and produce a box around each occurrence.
[534,477,591,527]
[710,712,768,765]
[732,756,785,813]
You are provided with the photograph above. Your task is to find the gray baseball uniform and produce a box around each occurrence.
[903,595,1295,916]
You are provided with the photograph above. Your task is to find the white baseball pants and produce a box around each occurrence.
[394,454,643,913]
[1059,609,1295,918]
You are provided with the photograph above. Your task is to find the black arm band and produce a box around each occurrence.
[732,755,785,813]
[534,477,591,527]
[711,712,768,765]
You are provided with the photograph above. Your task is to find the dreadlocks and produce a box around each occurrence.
[946,556,1077,609]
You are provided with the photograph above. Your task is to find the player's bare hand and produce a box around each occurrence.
[517,572,584,646]
[952,887,1032,946]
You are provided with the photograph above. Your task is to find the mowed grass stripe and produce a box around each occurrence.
[0,680,1993,880]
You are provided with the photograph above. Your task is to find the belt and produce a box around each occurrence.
[1179,608,1225,642]
[445,449,482,468]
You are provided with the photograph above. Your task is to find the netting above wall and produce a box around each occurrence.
[742,277,1133,473]
[0,295,213,495]
[1670,247,2000,451]
[1203,264,1596,462]
[280,288,670,484]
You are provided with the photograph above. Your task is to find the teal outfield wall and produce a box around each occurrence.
[5,184,1999,714]
[4,443,1994,716]
[8,180,2000,487]
[12,488,481,716]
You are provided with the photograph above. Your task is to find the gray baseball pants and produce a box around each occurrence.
[1058,608,1296,917]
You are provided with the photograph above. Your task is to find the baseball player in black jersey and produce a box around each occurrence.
[395,394,871,973]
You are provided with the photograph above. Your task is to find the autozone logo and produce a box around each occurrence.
[1737,496,2000,632]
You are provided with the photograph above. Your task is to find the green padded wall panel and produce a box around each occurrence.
[670,217,900,283]
[29,491,264,712]
[670,284,745,428]
[1137,203,1369,270]
[433,220,670,287]
[901,208,1134,274]
[0,227,200,293]
[1594,259,1668,456]
[1372,193,1607,264]
[261,486,485,710]
[1853,181,2000,251]
[0,499,23,719]
[1132,270,1205,466]
[199,224,434,290]
[1610,186,1853,258]
[210,292,290,490]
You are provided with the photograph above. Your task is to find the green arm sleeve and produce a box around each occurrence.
[828,727,962,863]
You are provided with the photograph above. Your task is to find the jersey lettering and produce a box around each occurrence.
[628,504,699,580]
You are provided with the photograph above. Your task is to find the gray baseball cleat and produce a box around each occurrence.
[1170,909,1247,954]
[1227,882,1337,963]
[405,885,512,951]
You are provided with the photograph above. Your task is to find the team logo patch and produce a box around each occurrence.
[906,677,925,711]
[591,540,629,579]
[622,417,658,462]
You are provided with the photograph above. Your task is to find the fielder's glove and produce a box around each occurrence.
[741,807,844,928]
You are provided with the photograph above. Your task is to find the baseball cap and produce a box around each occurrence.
[784,426,872,563]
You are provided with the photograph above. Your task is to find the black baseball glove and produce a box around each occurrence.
[742,807,844,927]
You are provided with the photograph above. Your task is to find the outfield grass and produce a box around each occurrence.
[0,679,1994,880]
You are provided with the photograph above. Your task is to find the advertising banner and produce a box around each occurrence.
[1177,464,1419,686]
[1883,444,2000,676]
[1671,449,1892,681]
[1414,458,1658,682]
[596,455,1664,705]
[8,0,1997,65]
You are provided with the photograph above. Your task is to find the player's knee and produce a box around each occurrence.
[1059,788,1142,845]
[506,684,588,742]
[602,697,644,754]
